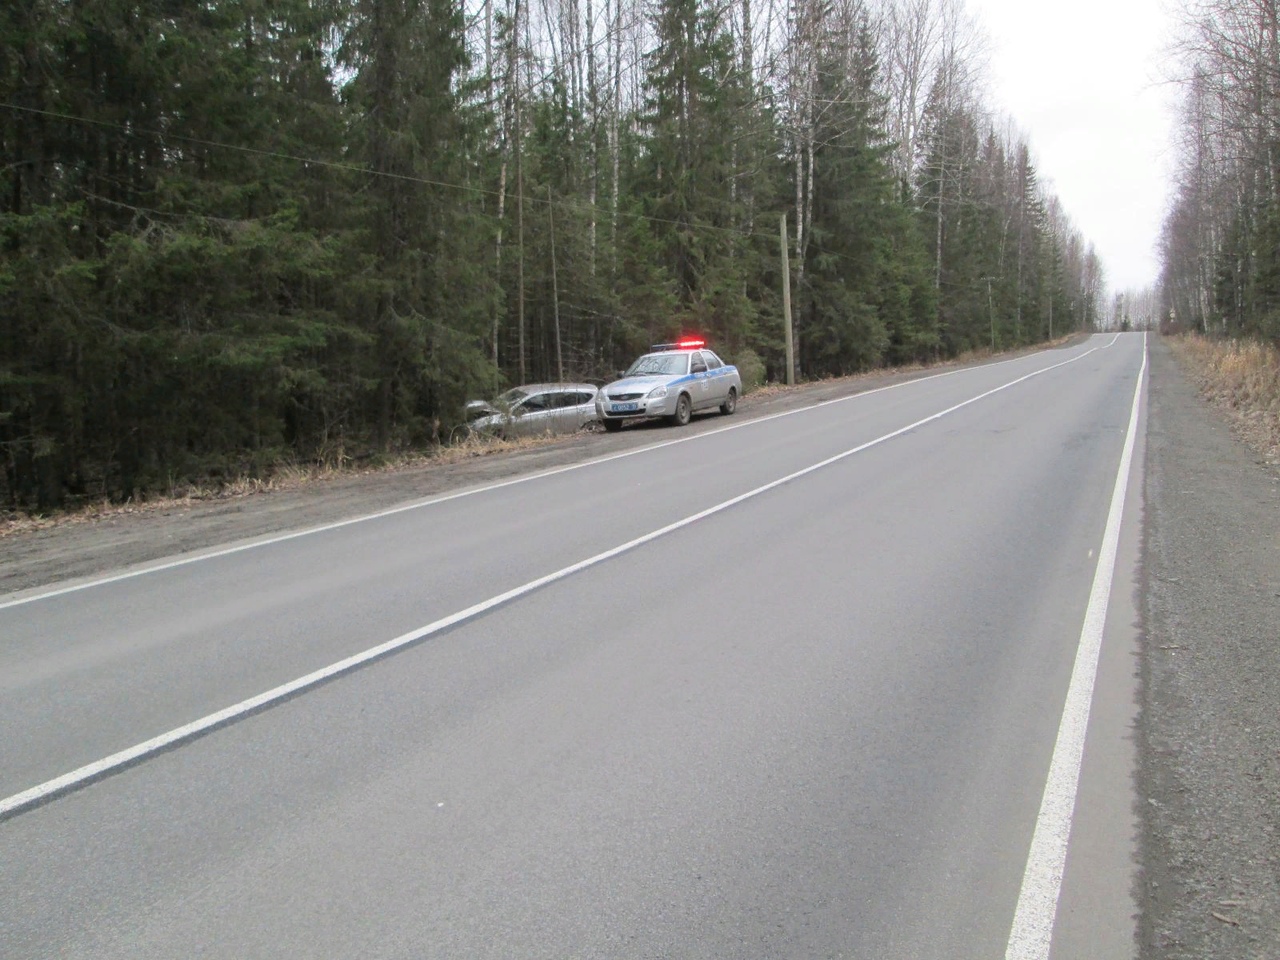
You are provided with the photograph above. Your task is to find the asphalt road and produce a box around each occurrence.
[0,334,1147,959]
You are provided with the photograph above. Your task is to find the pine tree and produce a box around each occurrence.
[637,0,756,346]
[797,14,933,374]
[339,0,496,451]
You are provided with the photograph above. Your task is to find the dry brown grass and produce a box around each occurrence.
[0,430,559,539]
[1169,333,1280,466]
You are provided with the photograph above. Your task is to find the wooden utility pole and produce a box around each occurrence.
[780,214,795,385]
[516,99,525,383]
[548,185,563,383]
[982,276,996,351]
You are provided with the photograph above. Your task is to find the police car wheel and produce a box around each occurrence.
[670,393,692,426]
[720,387,737,415]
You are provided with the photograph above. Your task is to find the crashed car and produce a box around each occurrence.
[596,340,741,431]
[465,383,599,439]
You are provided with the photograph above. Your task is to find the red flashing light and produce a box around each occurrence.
[650,337,709,352]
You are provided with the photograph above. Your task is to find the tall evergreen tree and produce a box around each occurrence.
[339,0,496,450]
[798,13,933,374]
[637,0,756,346]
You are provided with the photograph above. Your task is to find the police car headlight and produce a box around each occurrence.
[647,385,668,399]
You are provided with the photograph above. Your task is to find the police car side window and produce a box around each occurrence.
[704,352,723,369]
[690,352,708,373]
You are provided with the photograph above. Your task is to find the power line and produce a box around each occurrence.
[0,101,786,247]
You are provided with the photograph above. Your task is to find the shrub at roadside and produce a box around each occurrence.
[734,349,767,394]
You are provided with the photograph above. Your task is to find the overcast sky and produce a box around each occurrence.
[964,0,1177,293]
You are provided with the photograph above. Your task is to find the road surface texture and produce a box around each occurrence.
[0,332,1271,958]
[1138,340,1280,957]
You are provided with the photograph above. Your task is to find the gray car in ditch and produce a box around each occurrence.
[465,383,599,439]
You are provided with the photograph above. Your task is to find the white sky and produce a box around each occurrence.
[964,0,1178,293]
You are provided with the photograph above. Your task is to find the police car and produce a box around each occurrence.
[596,340,742,431]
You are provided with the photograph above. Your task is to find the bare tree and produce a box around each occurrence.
[1162,0,1280,338]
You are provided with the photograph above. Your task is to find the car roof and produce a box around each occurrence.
[509,382,597,393]
[637,348,721,360]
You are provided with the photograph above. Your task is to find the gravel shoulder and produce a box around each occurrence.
[1139,336,1280,958]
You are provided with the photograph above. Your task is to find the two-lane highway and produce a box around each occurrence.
[1,334,1146,958]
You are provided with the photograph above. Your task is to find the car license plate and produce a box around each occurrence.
[612,402,639,412]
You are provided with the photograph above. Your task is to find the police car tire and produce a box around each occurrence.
[720,387,737,415]
[670,394,692,426]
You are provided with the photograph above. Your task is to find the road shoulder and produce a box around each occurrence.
[1138,336,1280,958]
[1052,339,1145,959]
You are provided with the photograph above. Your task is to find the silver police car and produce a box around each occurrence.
[596,340,741,431]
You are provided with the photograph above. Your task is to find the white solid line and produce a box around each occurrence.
[1004,332,1147,960]
[0,339,1093,612]
[0,344,1100,820]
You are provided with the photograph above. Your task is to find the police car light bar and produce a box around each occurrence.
[650,338,706,352]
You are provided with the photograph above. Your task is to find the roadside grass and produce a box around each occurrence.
[0,431,566,539]
[1169,333,1280,466]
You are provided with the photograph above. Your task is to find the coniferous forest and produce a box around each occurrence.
[2,0,1106,510]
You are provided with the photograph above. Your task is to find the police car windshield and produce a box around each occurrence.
[626,354,688,377]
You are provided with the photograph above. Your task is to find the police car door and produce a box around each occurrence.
[703,351,729,402]
[690,352,711,408]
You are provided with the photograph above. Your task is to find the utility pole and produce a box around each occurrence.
[548,185,563,382]
[780,214,795,385]
[516,95,526,383]
[981,276,996,352]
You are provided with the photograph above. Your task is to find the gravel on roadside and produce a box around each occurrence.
[1139,337,1280,958]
